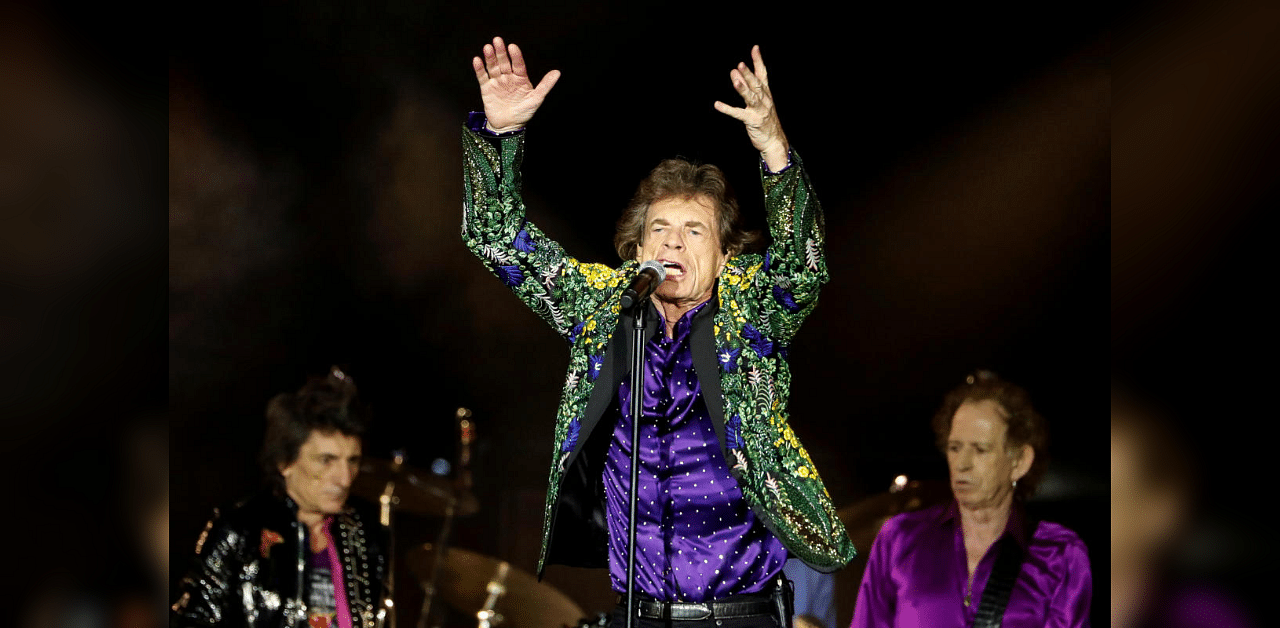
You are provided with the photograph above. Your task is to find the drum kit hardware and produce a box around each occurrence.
[405,544,585,628]
[354,457,481,519]
[355,408,586,628]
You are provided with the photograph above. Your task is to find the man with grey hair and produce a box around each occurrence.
[463,37,855,627]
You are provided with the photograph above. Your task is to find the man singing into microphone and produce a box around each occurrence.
[462,38,855,626]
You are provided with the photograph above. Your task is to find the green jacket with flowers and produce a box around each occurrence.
[461,126,856,574]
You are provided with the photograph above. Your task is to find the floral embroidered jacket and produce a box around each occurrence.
[462,126,856,574]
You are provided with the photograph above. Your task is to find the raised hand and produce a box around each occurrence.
[714,45,790,172]
[472,36,562,133]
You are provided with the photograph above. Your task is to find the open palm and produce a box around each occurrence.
[472,36,561,133]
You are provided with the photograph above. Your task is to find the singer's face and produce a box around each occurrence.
[279,429,362,518]
[637,194,728,308]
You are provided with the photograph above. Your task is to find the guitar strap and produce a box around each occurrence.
[971,524,1032,628]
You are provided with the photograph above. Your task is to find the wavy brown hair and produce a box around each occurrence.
[931,370,1049,501]
[614,158,760,261]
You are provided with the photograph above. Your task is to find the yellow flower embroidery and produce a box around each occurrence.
[798,447,815,466]
[578,263,614,290]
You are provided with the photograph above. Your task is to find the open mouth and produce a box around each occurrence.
[659,260,685,277]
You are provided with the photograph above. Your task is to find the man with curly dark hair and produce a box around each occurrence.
[171,367,389,628]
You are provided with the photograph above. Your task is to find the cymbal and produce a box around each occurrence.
[406,544,585,628]
[351,458,479,517]
[838,479,951,551]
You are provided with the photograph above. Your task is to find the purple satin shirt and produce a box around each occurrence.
[851,500,1091,628]
[604,302,788,602]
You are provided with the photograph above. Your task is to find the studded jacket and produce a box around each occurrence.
[461,126,857,575]
[171,491,389,628]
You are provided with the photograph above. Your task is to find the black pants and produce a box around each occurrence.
[608,606,783,628]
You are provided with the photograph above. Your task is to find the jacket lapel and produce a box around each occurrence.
[567,301,657,464]
[571,329,623,465]
[690,294,728,454]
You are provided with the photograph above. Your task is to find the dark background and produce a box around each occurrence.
[167,1,1110,625]
[7,0,1277,624]
[168,0,1115,622]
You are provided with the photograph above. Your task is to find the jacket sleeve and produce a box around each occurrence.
[754,150,829,343]
[170,510,243,628]
[461,126,629,339]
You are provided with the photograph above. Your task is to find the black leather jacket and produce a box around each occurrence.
[171,490,389,628]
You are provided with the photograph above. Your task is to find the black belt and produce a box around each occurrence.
[618,594,776,621]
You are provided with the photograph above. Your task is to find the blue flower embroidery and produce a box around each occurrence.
[718,347,742,372]
[562,417,580,452]
[763,250,772,272]
[726,414,745,450]
[496,264,524,287]
[588,354,604,381]
[568,321,586,344]
[777,345,790,361]
[513,228,536,253]
[772,286,801,312]
[742,324,774,358]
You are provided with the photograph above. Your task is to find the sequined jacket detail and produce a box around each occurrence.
[461,128,857,574]
[171,492,388,628]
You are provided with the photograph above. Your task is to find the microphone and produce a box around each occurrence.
[620,260,667,310]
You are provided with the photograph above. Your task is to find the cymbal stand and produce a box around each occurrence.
[377,451,409,628]
[418,408,473,628]
[475,562,510,628]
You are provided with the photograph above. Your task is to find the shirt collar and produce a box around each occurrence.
[654,299,712,341]
[939,498,1032,550]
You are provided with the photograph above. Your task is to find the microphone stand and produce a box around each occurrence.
[625,302,646,628]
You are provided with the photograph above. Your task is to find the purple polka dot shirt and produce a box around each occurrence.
[604,301,788,602]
